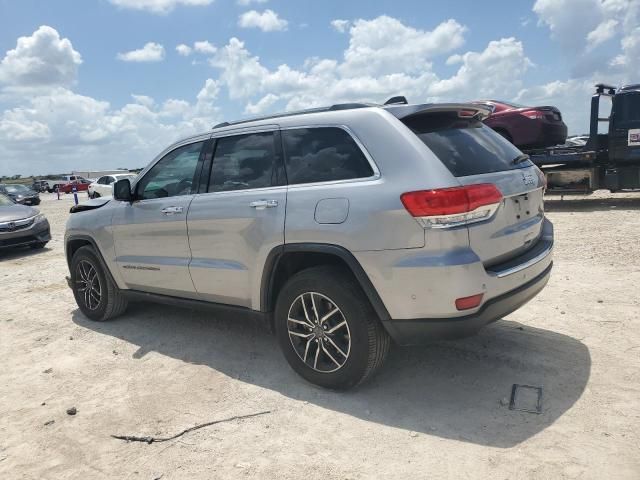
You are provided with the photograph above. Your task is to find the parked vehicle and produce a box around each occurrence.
[58,178,91,194]
[31,180,50,192]
[471,100,568,149]
[65,100,553,390]
[0,194,50,250]
[0,184,41,205]
[89,173,137,198]
[526,83,640,193]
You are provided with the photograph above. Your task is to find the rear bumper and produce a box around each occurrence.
[382,262,552,345]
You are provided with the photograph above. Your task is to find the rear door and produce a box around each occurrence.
[404,110,545,266]
[112,139,207,297]
[187,128,286,308]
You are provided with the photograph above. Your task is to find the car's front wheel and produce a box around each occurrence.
[275,266,390,390]
[71,246,128,321]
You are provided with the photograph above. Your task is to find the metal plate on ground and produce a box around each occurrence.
[509,384,543,414]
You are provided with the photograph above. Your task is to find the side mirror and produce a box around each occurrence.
[113,179,133,202]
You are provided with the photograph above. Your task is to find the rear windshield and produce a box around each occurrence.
[403,111,532,177]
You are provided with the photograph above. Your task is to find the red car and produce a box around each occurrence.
[472,100,568,149]
[58,179,91,194]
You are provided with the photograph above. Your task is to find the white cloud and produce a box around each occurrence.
[533,0,639,77]
[0,26,82,90]
[194,40,217,54]
[238,9,288,32]
[339,16,467,76]
[237,0,267,5]
[331,19,351,33]
[0,81,221,174]
[117,42,165,62]
[244,93,279,114]
[428,38,533,99]
[176,43,192,56]
[587,19,619,49]
[108,0,213,15]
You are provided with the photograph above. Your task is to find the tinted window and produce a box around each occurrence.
[97,176,107,185]
[613,92,640,127]
[209,132,276,192]
[283,127,374,184]
[137,141,204,200]
[403,112,531,177]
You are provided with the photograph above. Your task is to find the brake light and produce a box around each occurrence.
[401,184,502,228]
[521,110,544,120]
[455,293,484,311]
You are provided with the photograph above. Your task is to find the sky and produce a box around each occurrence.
[0,0,637,176]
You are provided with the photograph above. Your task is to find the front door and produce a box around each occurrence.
[112,140,206,297]
[187,129,286,308]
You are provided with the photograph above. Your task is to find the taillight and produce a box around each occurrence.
[521,110,544,120]
[401,184,503,228]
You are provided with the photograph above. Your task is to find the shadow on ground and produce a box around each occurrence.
[73,302,590,448]
[545,195,640,212]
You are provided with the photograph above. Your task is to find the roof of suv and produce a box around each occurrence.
[209,101,493,133]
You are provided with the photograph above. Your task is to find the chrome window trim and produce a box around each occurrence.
[280,124,381,189]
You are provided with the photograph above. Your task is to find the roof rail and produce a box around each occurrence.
[212,102,373,130]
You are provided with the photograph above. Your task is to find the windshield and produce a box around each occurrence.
[0,194,15,206]
[403,111,532,177]
[5,184,30,193]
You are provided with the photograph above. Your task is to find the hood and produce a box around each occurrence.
[0,204,38,222]
[69,196,112,213]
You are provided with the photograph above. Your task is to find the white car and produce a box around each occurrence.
[88,173,137,198]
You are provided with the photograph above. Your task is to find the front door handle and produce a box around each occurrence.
[249,199,278,210]
[161,206,184,215]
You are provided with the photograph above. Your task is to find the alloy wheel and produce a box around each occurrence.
[76,260,102,311]
[287,292,351,373]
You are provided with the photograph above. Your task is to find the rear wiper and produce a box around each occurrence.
[511,154,530,165]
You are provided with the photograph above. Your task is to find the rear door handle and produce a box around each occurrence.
[249,199,278,210]
[161,206,183,215]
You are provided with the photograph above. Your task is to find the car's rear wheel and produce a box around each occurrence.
[71,246,128,321]
[275,266,390,390]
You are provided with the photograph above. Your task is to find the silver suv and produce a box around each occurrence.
[65,102,553,390]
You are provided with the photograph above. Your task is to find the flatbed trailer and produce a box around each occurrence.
[525,83,640,194]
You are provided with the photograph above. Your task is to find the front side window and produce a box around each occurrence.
[282,127,374,185]
[137,141,204,200]
[208,132,277,192]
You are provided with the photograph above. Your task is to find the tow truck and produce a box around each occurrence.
[525,83,640,193]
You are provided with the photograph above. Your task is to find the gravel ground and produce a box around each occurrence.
[1,191,639,479]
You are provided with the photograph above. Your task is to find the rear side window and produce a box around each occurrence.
[282,127,374,185]
[613,92,640,127]
[403,111,531,177]
[209,132,277,192]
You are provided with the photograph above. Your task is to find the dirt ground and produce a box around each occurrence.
[1,191,639,479]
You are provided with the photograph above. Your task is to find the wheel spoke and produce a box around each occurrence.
[300,295,312,323]
[313,341,320,369]
[288,317,313,329]
[325,335,348,358]
[320,307,339,324]
[289,331,313,339]
[302,338,312,362]
[327,320,347,334]
[321,341,341,367]
[310,293,320,322]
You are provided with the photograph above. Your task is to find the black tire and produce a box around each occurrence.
[93,192,100,198]
[70,246,128,322]
[274,266,390,390]
[30,242,47,249]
